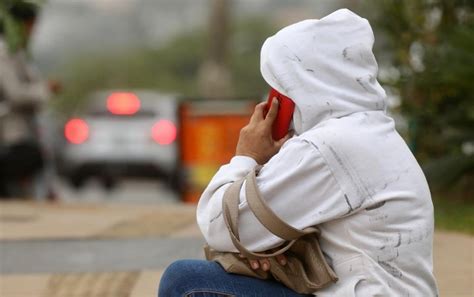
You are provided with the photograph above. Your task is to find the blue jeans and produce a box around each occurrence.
[158,259,312,297]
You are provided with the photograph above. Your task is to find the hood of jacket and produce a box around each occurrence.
[260,8,387,135]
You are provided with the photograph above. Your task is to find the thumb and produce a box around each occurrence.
[275,130,294,148]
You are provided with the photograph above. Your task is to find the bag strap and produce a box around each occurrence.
[222,178,296,260]
[245,172,320,240]
[222,178,245,238]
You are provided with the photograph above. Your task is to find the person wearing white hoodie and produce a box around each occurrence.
[158,9,438,297]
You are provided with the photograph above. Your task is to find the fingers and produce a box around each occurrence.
[275,130,294,148]
[241,254,261,270]
[249,259,260,270]
[275,254,287,266]
[249,102,267,124]
[264,98,279,125]
[246,255,286,271]
[259,259,270,271]
[248,259,270,271]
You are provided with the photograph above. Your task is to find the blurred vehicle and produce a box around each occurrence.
[58,90,181,192]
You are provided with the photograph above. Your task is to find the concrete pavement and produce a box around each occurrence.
[0,201,202,297]
[0,201,473,296]
[0,238,204,274]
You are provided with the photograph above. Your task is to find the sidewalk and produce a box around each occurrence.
[1,201,473,296]
[0,201,197,241]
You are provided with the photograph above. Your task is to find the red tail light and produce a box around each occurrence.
[107,92,140,115]
[152,120,177,145]
[65,118,89,144]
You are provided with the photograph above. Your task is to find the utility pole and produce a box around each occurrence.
[198,0,233,99]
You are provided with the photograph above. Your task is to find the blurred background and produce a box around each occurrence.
[0,0,472,296]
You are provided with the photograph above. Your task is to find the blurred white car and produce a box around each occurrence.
[58,90,181,191]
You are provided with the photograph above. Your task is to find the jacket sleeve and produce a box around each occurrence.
[196,137,348,253]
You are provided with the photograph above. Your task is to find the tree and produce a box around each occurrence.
[53,18,276,115]
[366,0,474,197]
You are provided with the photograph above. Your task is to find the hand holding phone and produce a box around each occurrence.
[264,88,295,140]
[236,92,294,164]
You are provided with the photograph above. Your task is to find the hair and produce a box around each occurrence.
[10,2,38,21]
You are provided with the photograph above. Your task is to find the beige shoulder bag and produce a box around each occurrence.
[204,171,338,294]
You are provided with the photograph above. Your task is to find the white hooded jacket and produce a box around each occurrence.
[197,9,438,296]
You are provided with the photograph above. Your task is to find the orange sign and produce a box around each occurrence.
[180,100,255,203]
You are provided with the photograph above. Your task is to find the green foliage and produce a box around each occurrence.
[0,3,26,52]
[230,18,276,98]
[433,195,474,234]
[54,31,206,114]
[53,18,276,115]
[0,0,45,52]
[365,0,474,194]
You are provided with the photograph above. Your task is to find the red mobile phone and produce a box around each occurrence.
[265,88,295,141]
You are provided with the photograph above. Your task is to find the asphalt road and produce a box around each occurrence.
[1,178,201,275]
[0,237,204,274]
[56,178,179,205]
